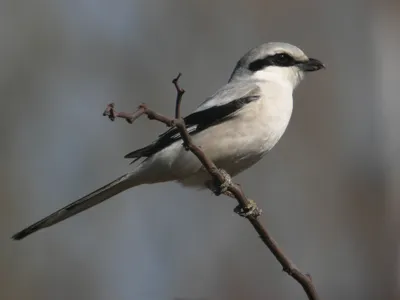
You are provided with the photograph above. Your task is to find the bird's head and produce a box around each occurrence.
[229,42,325,89]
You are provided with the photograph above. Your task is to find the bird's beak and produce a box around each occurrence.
[298,58,325,72]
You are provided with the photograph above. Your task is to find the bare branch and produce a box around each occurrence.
[103,103,174,127]
[172,72,185,119]
[103,73,320,300]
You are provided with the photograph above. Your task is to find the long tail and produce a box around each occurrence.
[12,172,140,240]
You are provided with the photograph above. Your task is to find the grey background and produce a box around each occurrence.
[1,0,399,299]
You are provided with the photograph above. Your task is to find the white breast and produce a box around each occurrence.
[256,79,294,152]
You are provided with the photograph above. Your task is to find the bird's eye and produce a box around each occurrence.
[273,53,294,66]
[248,53,296,72]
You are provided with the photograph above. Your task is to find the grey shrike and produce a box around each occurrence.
[12,42,324,240]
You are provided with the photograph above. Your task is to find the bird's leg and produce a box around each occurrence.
[206,168,233,196]
[217,169,233,194]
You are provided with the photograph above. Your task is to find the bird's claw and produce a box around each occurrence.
[234,199,262,218]
[217,169,232,194]
[206,168,233,196]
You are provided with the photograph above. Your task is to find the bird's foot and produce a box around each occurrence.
[234,199,262,218]
[206,168,233,196]
[217,169,232,194]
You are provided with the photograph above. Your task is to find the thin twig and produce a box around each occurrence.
[103,73,320,300]
[103,103,174,127]
[172,73,184,119]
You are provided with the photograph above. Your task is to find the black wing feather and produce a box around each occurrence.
[124,95,259,160]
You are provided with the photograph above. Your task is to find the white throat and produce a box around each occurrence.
[253,66,304,90]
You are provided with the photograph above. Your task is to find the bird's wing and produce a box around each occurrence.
[125,80,261,160]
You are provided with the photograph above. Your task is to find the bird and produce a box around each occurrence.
[12,42,324,240]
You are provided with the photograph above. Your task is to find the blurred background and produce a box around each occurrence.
[1,0,399,299]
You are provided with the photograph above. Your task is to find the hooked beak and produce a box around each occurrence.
[298,58,325,72]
